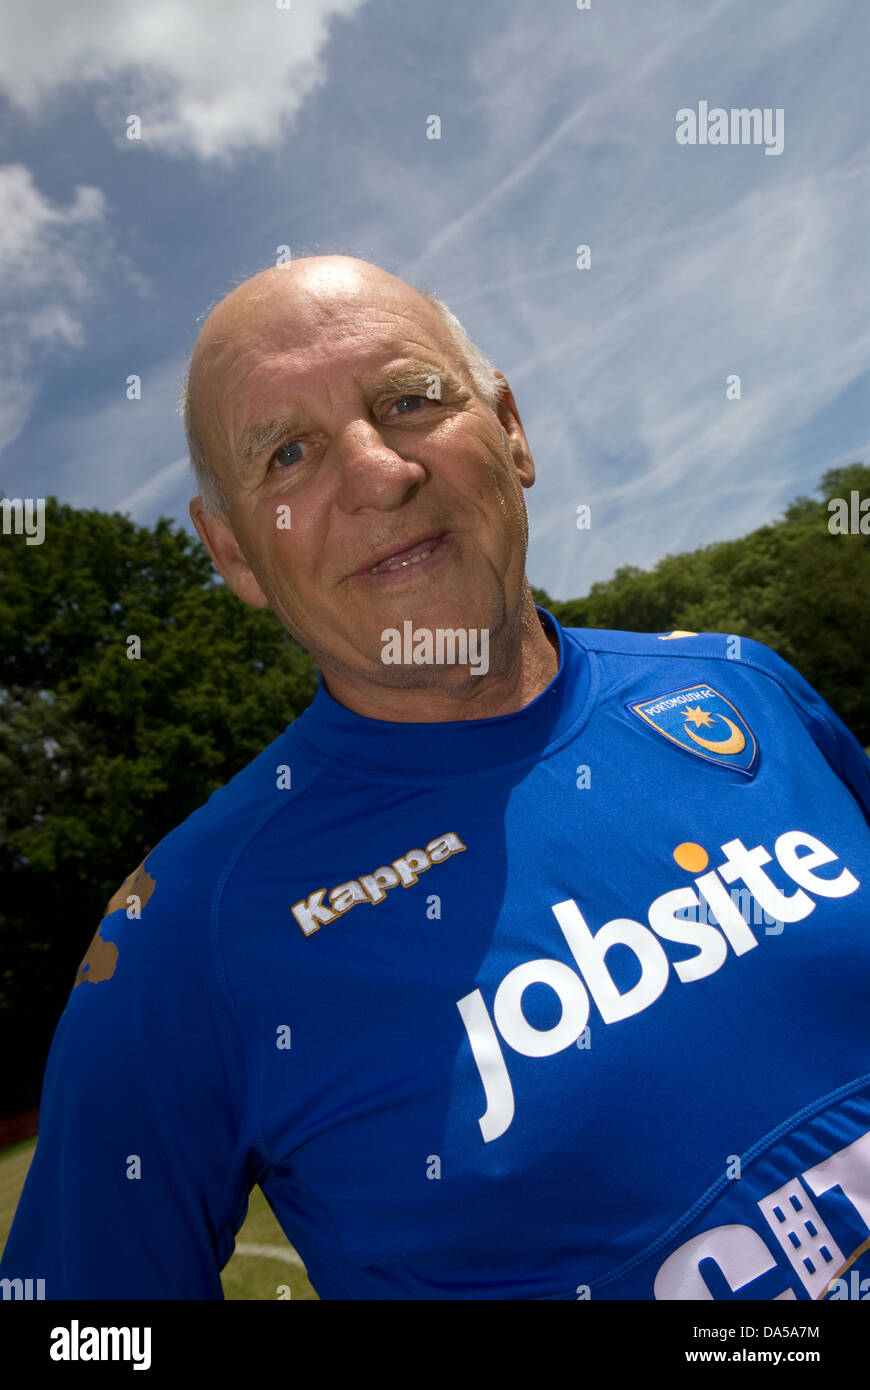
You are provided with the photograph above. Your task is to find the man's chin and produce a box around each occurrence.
[359,569,502,630]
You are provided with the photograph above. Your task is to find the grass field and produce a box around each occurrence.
[0,1137,318,1300]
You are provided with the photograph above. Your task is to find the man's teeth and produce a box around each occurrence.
[371,546,433,574]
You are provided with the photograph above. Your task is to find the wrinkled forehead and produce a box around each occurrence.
[189,277,455,448]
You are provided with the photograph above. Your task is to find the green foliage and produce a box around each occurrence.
[0,501,316,1114]
[542,464,870,743]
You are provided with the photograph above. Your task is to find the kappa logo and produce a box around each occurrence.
[457,828,860,1142]
[628,684,758,775]
[291,832,466,936]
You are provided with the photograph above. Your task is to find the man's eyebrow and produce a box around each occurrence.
[378,361,465,396]
[234,362,465,464]
[236,416,302,465]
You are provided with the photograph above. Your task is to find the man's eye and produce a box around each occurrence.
[270,441,304,468]
[392,394,426,414]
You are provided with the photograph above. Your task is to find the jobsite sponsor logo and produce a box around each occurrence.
[457,828,859,1142]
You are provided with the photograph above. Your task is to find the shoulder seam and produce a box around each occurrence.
[734,651,842,750]
[564,627,842,749]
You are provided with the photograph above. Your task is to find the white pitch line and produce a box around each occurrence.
[233,1241,306,1269]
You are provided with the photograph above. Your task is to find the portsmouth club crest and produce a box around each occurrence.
[628,684,758,776]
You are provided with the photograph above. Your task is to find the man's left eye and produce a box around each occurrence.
[392,395,426,414]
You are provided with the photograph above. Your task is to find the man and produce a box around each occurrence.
[2,256,869,1301]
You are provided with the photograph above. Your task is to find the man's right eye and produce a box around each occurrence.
[270,441,304,468]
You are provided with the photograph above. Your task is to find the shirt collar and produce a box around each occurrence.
[291,607,592,778]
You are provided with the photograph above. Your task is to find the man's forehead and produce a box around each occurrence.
[199,287,451,402]
[200,263,443,361]
[212,326,456,435]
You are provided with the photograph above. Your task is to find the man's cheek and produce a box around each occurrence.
[256,495,295,535]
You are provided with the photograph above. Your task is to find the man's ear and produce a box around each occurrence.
[492,370,535,487]
[189,497,271,609]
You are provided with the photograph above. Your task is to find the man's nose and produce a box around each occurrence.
[332,417,426,509]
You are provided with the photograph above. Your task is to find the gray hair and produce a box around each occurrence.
[181,280,501,519]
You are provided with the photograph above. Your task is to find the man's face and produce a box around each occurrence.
[190,264,536,686]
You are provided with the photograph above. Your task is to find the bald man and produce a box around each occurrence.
[3,257,870,1303]
[184,256,558,721]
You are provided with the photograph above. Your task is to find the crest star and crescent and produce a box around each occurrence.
[628,685,757,775]
[682,704,747,754]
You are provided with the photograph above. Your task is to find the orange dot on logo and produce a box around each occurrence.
[673,842,709,872]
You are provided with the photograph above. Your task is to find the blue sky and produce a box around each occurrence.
[1,0,867,596]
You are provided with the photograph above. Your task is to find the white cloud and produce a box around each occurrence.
[0,378,40,468]
[0,165,116,456]
[0,165,105,294]
[0,1,368,460]
[0,0,368,161]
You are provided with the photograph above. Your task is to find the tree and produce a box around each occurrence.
[0,501,316,1115]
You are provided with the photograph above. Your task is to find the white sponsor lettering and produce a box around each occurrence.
[458,830,860,1141]
[655,1129,870,1300]
[644,687,716,715]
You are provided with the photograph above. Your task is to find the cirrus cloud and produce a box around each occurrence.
[0,164,116,455]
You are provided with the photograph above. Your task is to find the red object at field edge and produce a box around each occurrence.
[0,1109,38,1152]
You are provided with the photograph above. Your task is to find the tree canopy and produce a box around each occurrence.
[0,503,316,1114]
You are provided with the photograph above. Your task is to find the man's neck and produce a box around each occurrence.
[320,600,561,724]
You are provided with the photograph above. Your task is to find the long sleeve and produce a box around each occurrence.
[0,851,261,1299]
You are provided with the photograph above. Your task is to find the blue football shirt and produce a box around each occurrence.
[2,609,869,1300]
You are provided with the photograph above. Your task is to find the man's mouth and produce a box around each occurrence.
[362,533,449,576]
